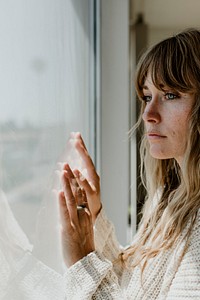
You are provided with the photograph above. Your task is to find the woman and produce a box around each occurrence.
[59,29,200,299]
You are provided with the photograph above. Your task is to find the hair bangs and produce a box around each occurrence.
[136,35,198,101]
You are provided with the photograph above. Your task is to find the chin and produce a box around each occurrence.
[149,148,171,160]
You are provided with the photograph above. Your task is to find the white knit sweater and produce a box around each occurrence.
[1,191,200,299]
[64,208,200,299]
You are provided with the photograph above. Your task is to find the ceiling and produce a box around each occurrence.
[132,0,200,29]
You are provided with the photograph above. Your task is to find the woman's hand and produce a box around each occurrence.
[69,132,102,223]
[58,165,95,268]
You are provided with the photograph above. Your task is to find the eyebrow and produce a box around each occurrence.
[142,83,166,91]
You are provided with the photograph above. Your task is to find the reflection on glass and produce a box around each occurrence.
[0,0,93,242]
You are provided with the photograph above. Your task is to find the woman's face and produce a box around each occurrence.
[142,73,195,165]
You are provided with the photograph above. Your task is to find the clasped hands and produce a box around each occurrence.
[58,132,102,267]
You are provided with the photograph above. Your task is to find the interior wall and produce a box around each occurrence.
[148,28,180,46]
[131,0,200,45]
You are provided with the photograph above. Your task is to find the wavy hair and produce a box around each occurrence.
[122,29,200,271]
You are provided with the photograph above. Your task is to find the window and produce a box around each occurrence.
[0,0,97,243]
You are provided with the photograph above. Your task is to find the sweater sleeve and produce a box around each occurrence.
[64,251,127,300]
[94,207,124,261]
[166,216,200,299]
[64,208,129,299]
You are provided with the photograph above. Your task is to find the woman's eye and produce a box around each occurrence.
[165,93,179,100]
[142,95,152,103]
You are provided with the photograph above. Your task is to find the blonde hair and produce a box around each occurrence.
[123,29,200,271]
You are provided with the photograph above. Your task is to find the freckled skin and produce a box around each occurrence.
[142,73,195,165]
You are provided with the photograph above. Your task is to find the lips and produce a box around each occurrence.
[146,131,167,139]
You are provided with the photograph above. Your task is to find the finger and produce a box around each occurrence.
[63,164,81,190]
[62,171,78,225]
[76,187,83,204]
[69,133,100,189]
[62,168,89,218]
[77,133,87,151]
[65,164,87,206]
[78,201,92,228]
[58,191,71,229]
[73,169,94,194]
[75,141,93,166]
[63,164,76,180]
[77,205,87,220]
[70,132,87,150]
[74,143,100,187]
[76,190,91,232]
[69,132,94,171]
[80,189,88,207]
[63,164,80,198]
[76,189,89,213]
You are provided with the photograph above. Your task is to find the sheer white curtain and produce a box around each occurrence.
[0,0,95,298]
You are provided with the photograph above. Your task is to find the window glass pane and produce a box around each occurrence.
[0,0,93,242]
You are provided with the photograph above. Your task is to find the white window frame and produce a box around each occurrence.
[98,0,136,245]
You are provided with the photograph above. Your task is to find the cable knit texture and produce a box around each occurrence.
[64,208,200,299]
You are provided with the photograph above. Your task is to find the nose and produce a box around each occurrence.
[142,99,161,124]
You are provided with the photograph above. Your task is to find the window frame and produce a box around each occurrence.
[99,0,135,245]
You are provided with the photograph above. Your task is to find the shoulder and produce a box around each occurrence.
[176,209,200,280]
[189,209,200,244]
[188,209,200,252]
[165,211,200,298]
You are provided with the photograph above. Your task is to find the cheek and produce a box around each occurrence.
[170,108,191,137]
[171,130,176,137]
[171,123,190,150]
